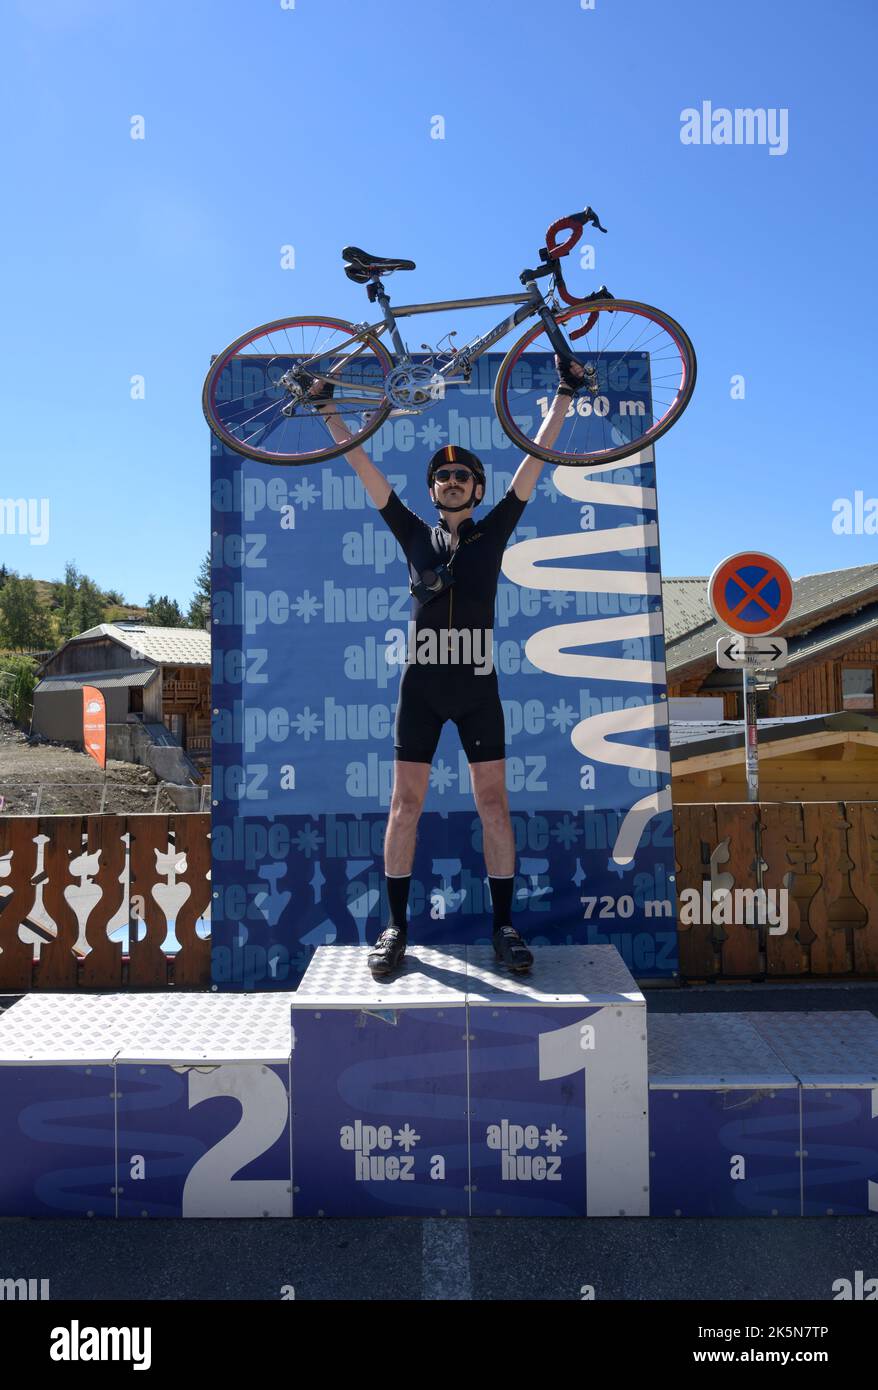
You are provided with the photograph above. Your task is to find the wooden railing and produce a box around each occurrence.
[0,815,211,990]
[1,805,877,991]
[164,680,200,701]
[674,801,878,980]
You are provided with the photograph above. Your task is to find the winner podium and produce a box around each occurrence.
[2,947,875,1219]
[290,943,650,1218]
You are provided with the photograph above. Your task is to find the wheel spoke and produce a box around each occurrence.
[204,317,393,464]
[494,299,694,466]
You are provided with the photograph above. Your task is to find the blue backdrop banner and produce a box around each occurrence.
[210,352,679,988]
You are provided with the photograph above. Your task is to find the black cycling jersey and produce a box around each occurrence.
[378,485,527,636]
[378,486,528,764]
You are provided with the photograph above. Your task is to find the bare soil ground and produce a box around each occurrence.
[0,707,179,815]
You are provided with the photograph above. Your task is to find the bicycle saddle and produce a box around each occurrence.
[342,246,416,282]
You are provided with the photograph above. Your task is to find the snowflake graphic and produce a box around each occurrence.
[429,759,457,794]
[294,824,325,857]
[291,479,319,510]
[538,475,560,503]
[544,591,574,616]
[292,590,322,622]
[548,699,578,733]
[395,1123,421,1152]
[552,815,581,849]
[292,707,323,740]
[541,1124,568,1152]
[536,364,557,389]
[417,418,447,450]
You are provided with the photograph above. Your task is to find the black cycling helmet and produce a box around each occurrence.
[427,445,486,513]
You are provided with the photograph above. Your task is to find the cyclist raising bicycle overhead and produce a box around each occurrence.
[310,355,585,976]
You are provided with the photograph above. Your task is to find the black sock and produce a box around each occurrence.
[489,875,515,932]
[385,874,411,931]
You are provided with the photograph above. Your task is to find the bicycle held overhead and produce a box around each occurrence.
[203,205,696,469]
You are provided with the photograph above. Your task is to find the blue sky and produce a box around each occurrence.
[3,0,876,608]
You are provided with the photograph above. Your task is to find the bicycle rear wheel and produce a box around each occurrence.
[494,299,696,467]
[203,315,394,465]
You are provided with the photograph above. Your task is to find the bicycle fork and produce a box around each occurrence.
[532,289,599,392]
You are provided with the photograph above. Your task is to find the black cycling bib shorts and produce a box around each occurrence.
[378,485,526,764]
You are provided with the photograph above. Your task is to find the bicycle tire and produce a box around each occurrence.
[493,299,697,467]
[202,315,394,466]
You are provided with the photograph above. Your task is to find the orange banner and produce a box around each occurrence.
[82,685,107,770]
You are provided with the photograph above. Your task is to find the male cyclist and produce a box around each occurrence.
[311,356,584,975]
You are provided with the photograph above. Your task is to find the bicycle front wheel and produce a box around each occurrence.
[494,299,696,467]
[203,315,394,465]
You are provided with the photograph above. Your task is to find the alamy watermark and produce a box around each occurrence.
[832,1270,878,1299]
[1,1276,50,1300]
[678,884,788,934]
[385,622,494,675]
[50,1321,151,1370]
[831,490,878,535]
[680,102,789,156]
[0,498,50,545]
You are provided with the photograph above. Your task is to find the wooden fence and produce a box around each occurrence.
[674,800,878,980]
[1,805,877,990]
[0,815,211,990]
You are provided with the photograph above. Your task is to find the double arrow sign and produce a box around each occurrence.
[716,635,789,670]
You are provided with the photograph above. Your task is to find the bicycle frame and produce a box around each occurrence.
[297,279,573,405]
[372,280,571,377]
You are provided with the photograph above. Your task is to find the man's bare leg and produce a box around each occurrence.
[469,759,515,875]
[470,759,533,971]
[385,760,430,876]
[369,760,429,975]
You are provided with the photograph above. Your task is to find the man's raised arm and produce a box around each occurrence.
[510,357,587,502]
[310,383,391,509]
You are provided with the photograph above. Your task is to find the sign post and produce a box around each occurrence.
[707,551,794,972]
[741,668,760,802]
[707,551,794,804]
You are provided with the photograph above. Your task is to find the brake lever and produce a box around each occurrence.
[581,206,608,234]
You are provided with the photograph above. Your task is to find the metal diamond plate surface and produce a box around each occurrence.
[293,945,469,1007]
[741,1010,878,1085]
[0,993,167,1063]
[465,944,645,1006]
[114,993,294,1064]
[0,992,294,1065]
[648,1013,796,1088]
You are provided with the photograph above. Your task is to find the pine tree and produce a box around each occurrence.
[55,561,83,640]
[0,573,53,650]
[146,594,184,626]
[79,577,107,632]
[187,551,210,628]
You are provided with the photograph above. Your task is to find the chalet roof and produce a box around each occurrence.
[696,600,878,691]
[67,623,211,667]
[663,564,878,675]
[34,667,159,695]
[670,711,878,760]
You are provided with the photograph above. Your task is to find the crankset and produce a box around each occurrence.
[383,362,445,410]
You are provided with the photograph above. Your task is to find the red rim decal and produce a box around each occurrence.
[499,303,689,460]
[207,319,393,460]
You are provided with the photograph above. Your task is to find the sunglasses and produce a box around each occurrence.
[433,468,473,484]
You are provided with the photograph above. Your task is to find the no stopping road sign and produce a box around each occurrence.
[708,552,793,637]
